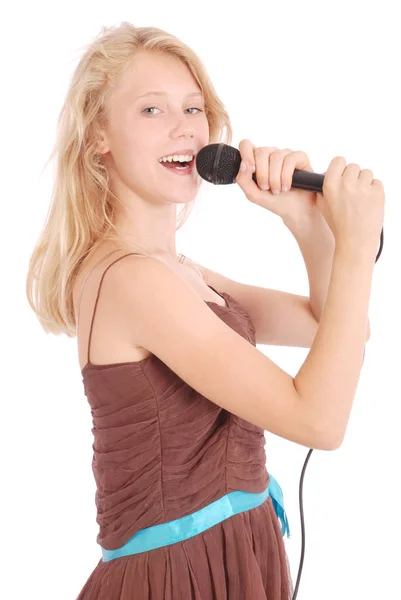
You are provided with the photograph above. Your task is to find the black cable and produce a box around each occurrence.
[290,226,384,600]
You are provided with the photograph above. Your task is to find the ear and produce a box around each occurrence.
[96,129,110,155]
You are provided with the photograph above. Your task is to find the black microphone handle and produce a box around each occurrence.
[252,168,324,193]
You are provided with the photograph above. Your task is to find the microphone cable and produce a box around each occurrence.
[291,227,384,600]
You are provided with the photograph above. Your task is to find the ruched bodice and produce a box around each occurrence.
[82,292,269,551]
[76,253,293,599]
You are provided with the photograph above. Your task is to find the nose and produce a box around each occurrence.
[170,113,195,139]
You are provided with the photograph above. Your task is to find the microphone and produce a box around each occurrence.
[196,142,324,192]
[195,142,384,262]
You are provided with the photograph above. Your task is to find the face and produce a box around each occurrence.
[99,51,210,206]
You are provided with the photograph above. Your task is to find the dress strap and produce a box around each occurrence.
[75,249,121,333]
[76,251,143,365]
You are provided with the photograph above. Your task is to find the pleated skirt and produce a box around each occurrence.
[76,495,294,600]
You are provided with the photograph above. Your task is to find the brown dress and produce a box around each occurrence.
[75,253,294,599]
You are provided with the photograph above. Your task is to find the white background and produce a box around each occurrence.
[2,1,400,598]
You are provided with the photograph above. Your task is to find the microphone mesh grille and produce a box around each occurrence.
[196,143,242,185]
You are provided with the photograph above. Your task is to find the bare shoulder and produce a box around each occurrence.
[74,247,151,369]
[73,246,133,320]
[109,254,333,451]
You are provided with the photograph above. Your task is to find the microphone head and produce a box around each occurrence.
[196,143,241,185]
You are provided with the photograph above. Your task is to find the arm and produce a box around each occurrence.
[293,244,375,448]
[283,210,371,338]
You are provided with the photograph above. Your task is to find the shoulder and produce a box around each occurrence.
[73,246,146,322]
[108,253,184,305]
[178,254,207,282]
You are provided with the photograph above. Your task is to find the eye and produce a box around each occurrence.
[142,106,203,115]
[185,107,203,114]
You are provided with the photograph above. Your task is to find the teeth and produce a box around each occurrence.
[158,154,194,163]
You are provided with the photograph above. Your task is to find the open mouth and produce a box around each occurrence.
[159,156,195,173]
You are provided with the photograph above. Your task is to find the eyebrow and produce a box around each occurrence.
[134,91,204,100]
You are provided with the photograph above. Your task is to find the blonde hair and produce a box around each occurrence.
[25,22,232,338]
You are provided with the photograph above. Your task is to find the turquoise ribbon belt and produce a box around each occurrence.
[102,473,290,562]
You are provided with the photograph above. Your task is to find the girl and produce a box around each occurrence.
[26,21,382,599]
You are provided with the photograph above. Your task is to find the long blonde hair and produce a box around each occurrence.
[25,22,233,338]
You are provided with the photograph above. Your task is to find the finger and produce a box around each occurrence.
[324,156,347,190]
[236,139,260,196]
[343,163,361,182]
[358,168,374,185]
[236,147,275,205]
[268,148,292,194]
[235,154,260,197]
[238,139,257,172]
[254,147,278,191]
[281,150,313,192]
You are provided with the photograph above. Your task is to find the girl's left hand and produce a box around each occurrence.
[235,139,318,223]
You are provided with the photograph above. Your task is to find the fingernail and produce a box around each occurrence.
[260,184,270,190]
[240,160,247,172]
[282,185,289,192]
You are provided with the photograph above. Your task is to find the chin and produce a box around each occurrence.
[169,193,197,205]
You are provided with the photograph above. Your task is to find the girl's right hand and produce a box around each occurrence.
[316,156,385,254]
